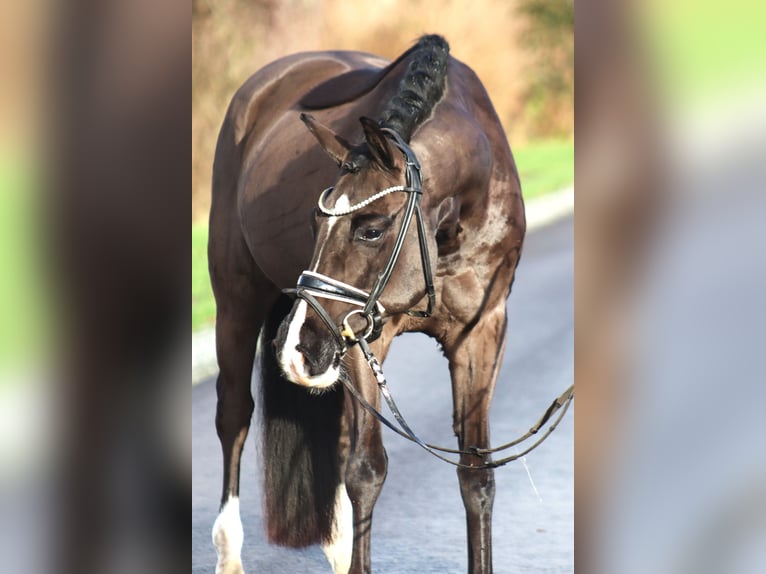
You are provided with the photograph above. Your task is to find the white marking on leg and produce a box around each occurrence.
[278,300,340,389]
[322,484,353,574]
[212,496,244,574]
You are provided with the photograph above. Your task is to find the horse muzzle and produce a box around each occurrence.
[275,297,348,390]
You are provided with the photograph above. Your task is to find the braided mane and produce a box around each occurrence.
[379,35,450,142]
[298,35,450,144]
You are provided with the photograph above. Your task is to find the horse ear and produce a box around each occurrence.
[359,117,396,171]
[300,113,352,166]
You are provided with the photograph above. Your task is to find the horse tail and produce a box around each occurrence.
[257,294,344,547]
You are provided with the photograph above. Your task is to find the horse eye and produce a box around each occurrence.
[356,228,384,242]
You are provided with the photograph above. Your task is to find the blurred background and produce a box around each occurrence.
[0,2,47,380]
[576,1,766,572]
[0,0,764,572]
[191,0,575,331]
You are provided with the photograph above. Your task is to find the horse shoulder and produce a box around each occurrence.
[424,63,525,332]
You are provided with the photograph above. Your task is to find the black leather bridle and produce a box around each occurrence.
[286,128,436,353]
[284,127,574,470]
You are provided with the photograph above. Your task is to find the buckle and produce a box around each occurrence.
[340,309,375,343]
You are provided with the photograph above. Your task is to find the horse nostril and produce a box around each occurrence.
[295,343,319,373]
[295,342,335,376]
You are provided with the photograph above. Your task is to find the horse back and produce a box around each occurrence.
[209,50,390,288]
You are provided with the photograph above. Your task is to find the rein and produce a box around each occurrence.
[286,127,573,470]
[344,334,574,470]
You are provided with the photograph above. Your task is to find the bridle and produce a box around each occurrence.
[286,127,435,353]
[284,127,574,470]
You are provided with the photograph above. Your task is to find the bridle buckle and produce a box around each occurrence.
[341,309,375,344]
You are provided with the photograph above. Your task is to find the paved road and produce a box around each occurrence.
[193,215,573,573]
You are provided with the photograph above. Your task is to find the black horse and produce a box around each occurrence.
[209,35,525,573]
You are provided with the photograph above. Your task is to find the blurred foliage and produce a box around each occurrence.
[192,0,575,221]
[517,0,574,137]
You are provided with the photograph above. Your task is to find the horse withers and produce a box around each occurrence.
[208,35,525,573]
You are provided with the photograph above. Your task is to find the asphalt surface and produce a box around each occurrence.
[192,215,573,573]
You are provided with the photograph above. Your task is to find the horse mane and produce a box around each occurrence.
[299,35,450,143]
[379,34,450,142]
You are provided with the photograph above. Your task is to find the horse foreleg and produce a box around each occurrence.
[342,351,388,574]
[447,306,508,574]
[321,454,353,574]
[211,284,272,574]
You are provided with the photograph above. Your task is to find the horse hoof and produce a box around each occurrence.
[216,560,245,574]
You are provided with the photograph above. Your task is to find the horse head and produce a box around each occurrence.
[275,113,437,390]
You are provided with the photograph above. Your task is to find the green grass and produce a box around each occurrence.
[191,137,574,332]
[192,223,216,331]
[0,156,49,375]
[514,138,574,201]
[644,0,766,107]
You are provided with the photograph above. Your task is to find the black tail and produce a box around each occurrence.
[258,295,344,547]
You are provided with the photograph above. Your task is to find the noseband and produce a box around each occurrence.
[286,128,436,352]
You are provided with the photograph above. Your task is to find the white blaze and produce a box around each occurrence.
[311,194,350,271]
[321,484,354,574]
[212,496,244,574]
[279,193,349,388]
[278,300,340,388]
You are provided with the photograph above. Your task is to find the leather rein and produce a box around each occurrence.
[285,128,574,470]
